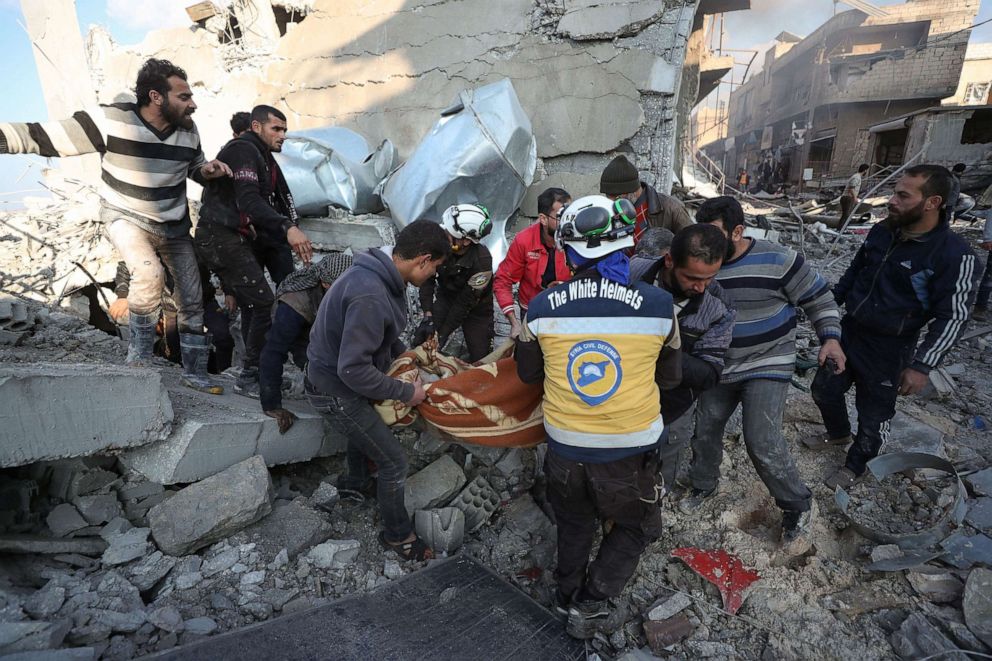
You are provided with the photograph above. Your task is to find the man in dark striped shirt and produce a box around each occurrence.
[680,196,845,554]
[0,59,230,393]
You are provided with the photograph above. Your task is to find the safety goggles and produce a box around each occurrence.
[568,199,637,237]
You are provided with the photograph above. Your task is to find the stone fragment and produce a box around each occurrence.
[183,617,218,636]
[23,584,66,619]
[307,540,361,570]
[262,588,298,611]
[148,606,184,633]
[117,481,164,503]
[240,571,266,586]
[147,456,273,556]
[242,601,272,620]
[963,568,992,648]
[941,532,992,569]
[233,501,332,560]
[0,648,95,660]
[0,535,106,556]
[209,593,235,611]
[450,476,500,532]
[965,468,992,497]
[906,571,964,604]
[202,548,240,578]
[88,609,146,633]
[0,620,70,653]
[100,527,151,566]
[495,449,524,477]
[99,517,132,540]
[0,364,173,467]
[46,504,88,537]
[414,508,465,555]
[308,482,339,512]
[173,572,203,591]
[890,613,966,659]
[965,498,992,533]
[643,614,695,655]
[69,469,120,499]
[127,551,177,592]
[383,559,403,580]
[404,455,466,515]
[268,548,289,570]
[871,544,903,564]
[73,494,122,526]
[95,572,143,612]
[647,592,693,621]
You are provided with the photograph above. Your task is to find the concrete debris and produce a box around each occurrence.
[100,527,151,566]
[45,504,88,537]
[183,617,218,636]
[965,497,992,533]
[231,501,332,560]
[404,455,466,515]
[643,614,695,655]
[72,494,122,526]
[0,649,95,660]
[147,456,273,556]
[940,532,992,569]
[906,571,965,604]
[450,476,500,532]
[558,0,669,40]
[890,613,967,660]
[307,482,339,512]
[414,508,465,555]
[646,592,693,621]
[148,606,184,633]
[0,364,173,467]
[307,540,361,570]
[963,568,992,648]
[22,584,66,620]
[126,550,177,592]
[965,468,992,497]
[0,620,70,654]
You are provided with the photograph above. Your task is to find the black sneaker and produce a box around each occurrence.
[566,599,612,640]
[550,589,571,620]
[781,501,818,547]
[677,487,716,515]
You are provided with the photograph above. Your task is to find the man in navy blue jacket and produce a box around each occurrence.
[809,165,977,488]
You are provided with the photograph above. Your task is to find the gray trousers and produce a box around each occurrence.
[659,403,695,489]
[688,378,812,512]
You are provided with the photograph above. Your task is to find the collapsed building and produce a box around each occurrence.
[700,0,981,187]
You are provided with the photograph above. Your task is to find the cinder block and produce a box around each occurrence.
[0,364,173,468]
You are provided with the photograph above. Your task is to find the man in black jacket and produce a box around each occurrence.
[305,220,449,562]
[195,105,313,396]
[811,165,977,489]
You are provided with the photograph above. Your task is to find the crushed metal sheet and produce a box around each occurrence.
[835,452,967,550]
[275,128,397,216]
[379,78,538,268]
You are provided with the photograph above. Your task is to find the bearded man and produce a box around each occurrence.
[811,165,977,488]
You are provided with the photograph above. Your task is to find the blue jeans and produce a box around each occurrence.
[689,378,812,512]
[304,380,413,542]
[259,302,309,410]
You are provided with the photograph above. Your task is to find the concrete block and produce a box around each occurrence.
[122,381,334,484]
[450,476,500,532]
[307,540,361,570]
[404,455,466,515]
[46,504,88,537]
[147,456,273,556]
[101,527,151,566]
[232,501,333,560]
[415,508,465,555]
[73,495,123,526]
[298,216,394,253]
[0,364,173,467]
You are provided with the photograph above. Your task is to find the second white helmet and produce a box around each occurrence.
[555,194,636,259]
[440,204,493,243]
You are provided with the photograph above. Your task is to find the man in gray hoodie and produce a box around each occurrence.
[305,220,449,561]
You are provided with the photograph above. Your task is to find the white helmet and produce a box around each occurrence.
[440,204,493,243]
[555,194,636,259]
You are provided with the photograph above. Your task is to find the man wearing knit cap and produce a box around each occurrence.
[259,253,354,433]
[599,155,693,240]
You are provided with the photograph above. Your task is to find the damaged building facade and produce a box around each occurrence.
[701,0,980,185]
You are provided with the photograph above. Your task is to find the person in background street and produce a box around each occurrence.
[599,155,692,240]
[230,111,251,137]
[196,104,313,397]
[0,58,230,393]
[947,162,966,218]
[413,204,495,361]
[305,220,449,562]
[631,225,735,490]
[682,196,845,553]
[811,165,977,488]
[516,195,681,639]
[494,187,571,339]
[259,253,353,434]
[974,185,992,322]
[840,163,869,226]
[109,260,234,374]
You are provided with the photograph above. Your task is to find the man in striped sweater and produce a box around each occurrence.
[682,196,845,552]
[0,58,230,393]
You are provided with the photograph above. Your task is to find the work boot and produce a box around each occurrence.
[677,486,716,515]
[781,500,818,553]
[179,332,224,395]
[234,366,260,398]
[566,599,615,640]
[824,466,862,490]
[125,311,158,365]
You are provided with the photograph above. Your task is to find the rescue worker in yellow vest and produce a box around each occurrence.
[515,195,682,640]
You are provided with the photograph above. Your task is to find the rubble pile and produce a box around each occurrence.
[846,474,958,536]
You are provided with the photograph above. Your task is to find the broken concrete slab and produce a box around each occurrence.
[201,547,240,578]
[127,550,177,593]
[72,494,122,526]
[46,504,88,537]
[232,501,332,561]
[963,568,992,648]
[906,571,964,603]
[558,0,668,40]
[965,497,992,533]
[121,382,341,485]
[0,364,173,467]
[23,584,67,620]
[965,468,992,497]
[414,508,465,555]
[148,456,273,556]
[101,527,151,566]
[0,619,71,654]
[890,613,967,660]
[307,540,361,570]
[404,455,466,515]
[0,535,107,556]
[940,532,992,569]
[884,411,946,456]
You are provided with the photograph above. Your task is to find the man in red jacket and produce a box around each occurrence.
[494,187,572,337]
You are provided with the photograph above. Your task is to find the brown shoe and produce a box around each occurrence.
[824,466,862,490]
[801,431,853,450]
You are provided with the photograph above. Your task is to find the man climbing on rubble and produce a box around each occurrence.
[515,195,682,639]
[599,154,693,241]
[196,104,314,397]
[630,225,736,491]
[682,196,845,553]
[495,188,572,339]
[412,203,495,361]
[0,58,229,393]
[259,253,353,434]
[305,220,449,562]
[840,164,869,226]
[810,165,978,489]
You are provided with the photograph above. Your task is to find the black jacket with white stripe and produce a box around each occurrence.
[832,216,977,374]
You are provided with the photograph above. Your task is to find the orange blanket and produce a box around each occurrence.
[375,340,545,448]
